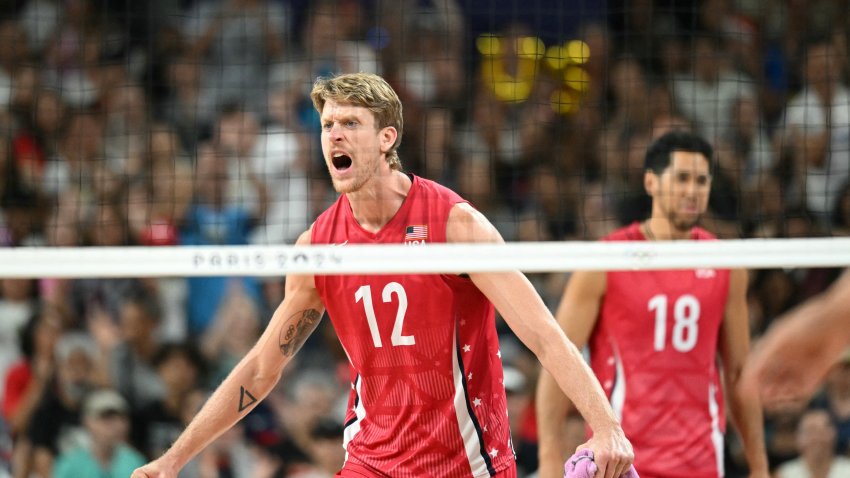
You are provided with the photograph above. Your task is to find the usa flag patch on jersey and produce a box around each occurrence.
[404,225,428,242]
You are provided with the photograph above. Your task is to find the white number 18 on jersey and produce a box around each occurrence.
[648,293,700,352]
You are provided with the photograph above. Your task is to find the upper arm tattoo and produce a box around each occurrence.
[278,309,322,357]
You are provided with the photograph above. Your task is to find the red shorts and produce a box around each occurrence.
[336,461,518,477]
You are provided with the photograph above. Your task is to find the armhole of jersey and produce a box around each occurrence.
[442,200,473,285]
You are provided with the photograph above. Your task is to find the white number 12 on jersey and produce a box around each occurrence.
[355,283,415,348]
[648,293,700,352]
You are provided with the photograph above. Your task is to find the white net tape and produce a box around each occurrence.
[0,237,848,278]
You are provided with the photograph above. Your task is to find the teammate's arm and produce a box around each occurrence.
[131,229,325,478]
[719,269,769,478]
[742,269,850,406]
[447,203,633,478]
[535,270,606,478]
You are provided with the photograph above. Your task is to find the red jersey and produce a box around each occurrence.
[312,175,515,477]
[589,222,729,478]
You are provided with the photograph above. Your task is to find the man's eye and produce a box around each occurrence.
[346,121,357,127]
[322,122,332,130]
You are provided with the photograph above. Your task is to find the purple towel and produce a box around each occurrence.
[564,449,639,478]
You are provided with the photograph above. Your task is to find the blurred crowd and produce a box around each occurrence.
[0,0,848,476]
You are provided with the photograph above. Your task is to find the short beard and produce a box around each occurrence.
[332,175,368,194]
[668,210,700,232]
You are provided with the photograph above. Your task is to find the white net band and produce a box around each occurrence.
[1,237,848,278]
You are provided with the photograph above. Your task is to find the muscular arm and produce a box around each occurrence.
[132,230,325,478]
[719,269,769,477]
[742,269,850,407]
[534,270,606,478]
[447,203,632,478]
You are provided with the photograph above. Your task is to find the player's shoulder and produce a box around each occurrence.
[414,174,465,203]
[311,196,347,244]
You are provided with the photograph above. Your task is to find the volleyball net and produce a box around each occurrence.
[1,238,850,278]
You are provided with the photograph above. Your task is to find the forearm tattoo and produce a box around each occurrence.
[238,386,257,413]
[278,309,322,357]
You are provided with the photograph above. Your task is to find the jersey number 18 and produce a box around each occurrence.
[648,293,700,352]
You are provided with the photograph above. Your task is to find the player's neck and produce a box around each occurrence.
[347,170,412,233]
[642,219,691,241]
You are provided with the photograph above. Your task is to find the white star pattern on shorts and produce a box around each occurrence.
[473,397,482,407]
[463,344,471,352]
[468,372,473,380]
[489,448,499,458]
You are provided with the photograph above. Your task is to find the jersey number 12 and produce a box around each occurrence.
[648,293,700,352]
[355,283,416,348]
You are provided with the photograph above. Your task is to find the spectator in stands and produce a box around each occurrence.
[268,0,379,133]
[504,366,537,476]
[10,88,66,194]
[671,35,756,145]
[267,370,343,457]
[763,404,806,471]
[182,0,287,117]
[811,356,850,455]
[68,203,147,328]
[131,342,205,460]
[17,0,62,57]
[159,53,216,152]
[41,111,104,199]
[200,288,261,387]
[725,96,777,192]
[53,388,145,478]
[213,104,270,230]
[0,20,30,112]
[40,0,109,109]
[25,332,98,477]
[0,185,44,247]
[178,389,257,477]
[251,86,311,246]
[179,143,264,333]
[298,419,345,477]
[4,305,63,478]
[2,305,63,436]
[0,279,38,400]
[101,83,149,178]
[782,35,850,226]
[126,124,192,342]
[776,408,850,478]
[94,292,165,410]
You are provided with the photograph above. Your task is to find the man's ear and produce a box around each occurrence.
[644,170,657,197]
[379,127,398,153]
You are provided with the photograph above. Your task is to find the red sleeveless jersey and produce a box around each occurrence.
[590,222,729,478]
[312,175,515,477]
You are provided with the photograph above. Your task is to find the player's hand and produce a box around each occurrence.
[740,308,837,409]
[577,426,634,478]
[131,458,177,478]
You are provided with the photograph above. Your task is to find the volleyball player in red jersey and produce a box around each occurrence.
[536,131,769,478]
[133,73,633,478]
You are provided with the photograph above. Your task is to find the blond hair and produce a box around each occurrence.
[310,73,404,170]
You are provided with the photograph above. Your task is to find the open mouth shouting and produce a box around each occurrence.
[332,152,353,171]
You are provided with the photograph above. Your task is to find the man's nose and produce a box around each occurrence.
[328,123,344,141]
[683,179,699,196]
